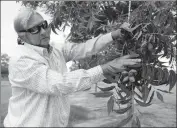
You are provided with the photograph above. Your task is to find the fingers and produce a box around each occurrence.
[120,58,141,65]
[120,22,130,28]
[121,54,131,59]
[129,54,140,58]
[121,54,140,59]
[109,65,126,73]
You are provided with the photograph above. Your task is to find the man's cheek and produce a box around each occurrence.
[47,27,52,36]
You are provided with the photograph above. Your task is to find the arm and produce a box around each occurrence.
[62,22,130,62]
[9,57,104,96]
[62,32,114,62]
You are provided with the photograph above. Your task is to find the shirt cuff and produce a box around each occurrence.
[102,32,114,43]
[87,65,105,84]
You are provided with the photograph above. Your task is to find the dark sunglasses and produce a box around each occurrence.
[19,20,48,34]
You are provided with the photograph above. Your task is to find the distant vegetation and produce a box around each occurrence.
[1,53,10,77]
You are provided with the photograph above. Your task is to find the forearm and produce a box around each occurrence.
[9,58,105,96]
[63,33,114,61]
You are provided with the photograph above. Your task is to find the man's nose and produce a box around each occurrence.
[40,28,46,35]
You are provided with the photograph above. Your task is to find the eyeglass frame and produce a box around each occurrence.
[18,20,49,34]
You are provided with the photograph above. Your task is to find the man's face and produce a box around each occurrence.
[24,13,51,48]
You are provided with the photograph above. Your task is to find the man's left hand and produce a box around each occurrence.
[111,22,131,40]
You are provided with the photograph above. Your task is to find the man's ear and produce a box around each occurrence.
[17,32,26,42]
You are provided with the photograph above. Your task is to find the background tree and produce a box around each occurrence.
[1,53,10,76]
[20,1,176,127]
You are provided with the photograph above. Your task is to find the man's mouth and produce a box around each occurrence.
[41,37,49,40]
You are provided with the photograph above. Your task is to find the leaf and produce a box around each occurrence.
[141,65,147,78]
[51,23,58,35]
[169,70,176,92]
[90,91,113,98]
[119,83,131,97]
[117,114,133,127]
[160,68,169,84]
[136,31,142,40]
[142,84,150,102]
[157,68,163,84]
[134,91,143,100]
[102,79,112,84]
[150,66,155,83]
[54,16,62,30]
[119,98,132,105]
[146,65,152,80]
[107,96,114,115]
[156,91,164,102]
[130,23,142,32]
[97,85,115,91]
[93,15,103,22]
[116,86,126,100]
[135,98,151,107]
[147,91,155,104]
[87,17,94,31]
[157,89,173,94]
[113,105,131,114]
[83,87,91,91]
[132,116,141,127]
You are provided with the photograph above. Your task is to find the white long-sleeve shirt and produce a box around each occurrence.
[4,33,113,127]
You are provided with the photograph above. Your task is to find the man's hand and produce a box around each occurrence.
[101,54,141,77]
[120,22,131,31]
[111,22,131,40]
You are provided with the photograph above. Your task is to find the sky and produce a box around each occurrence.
[1,1,70,57]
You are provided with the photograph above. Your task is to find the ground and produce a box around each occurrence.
[1,77,176,127]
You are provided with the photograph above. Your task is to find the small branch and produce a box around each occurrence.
[145,33,176,37]
[128,1,131,23]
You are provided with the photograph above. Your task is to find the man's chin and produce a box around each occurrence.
[40,39,50,48]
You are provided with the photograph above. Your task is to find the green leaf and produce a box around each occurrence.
[132,116,141,127]
[113,105,131,114]
[90,91,113,98]
[102,79,112,84]
[54,16,62,30]
[130,23,142,32]
[97,85,115,92]
[134,90,143,100]
[107,96,114,115]
[141,65,147,78]
[156,91,164,102]
[93,15,103,22]
[51,23,58,35]
[160,68,169,84]
[117,114,133,127]
[169,70,176,92]
[157,68,163,84]
[147,91,155,104]
[142,84,150,102]
[157,89,172,94]
[136,31,142,40]
[119,83,131,97]
[119,98,132,105]
[87,17,94,31]
[135,98,151,107]
[116,87,126,100]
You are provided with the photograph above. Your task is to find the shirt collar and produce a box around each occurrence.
[24,43,53,57]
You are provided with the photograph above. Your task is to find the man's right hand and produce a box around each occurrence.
[100,54,141,76]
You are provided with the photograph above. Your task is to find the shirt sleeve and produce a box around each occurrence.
[9,57,105,96]
[62,32,113,62]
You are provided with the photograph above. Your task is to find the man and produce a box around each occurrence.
[4,8,141,127]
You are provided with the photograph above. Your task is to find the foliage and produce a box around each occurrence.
[1,53,10,75]
[21,1,176,127]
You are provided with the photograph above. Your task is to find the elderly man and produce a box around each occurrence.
[4,8,141,127]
